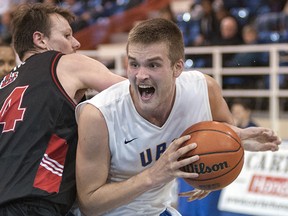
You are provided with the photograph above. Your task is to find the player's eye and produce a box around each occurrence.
[149,63,160,68]
[129,61,139,68]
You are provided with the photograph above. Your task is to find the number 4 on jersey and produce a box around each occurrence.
[0,86,28,133]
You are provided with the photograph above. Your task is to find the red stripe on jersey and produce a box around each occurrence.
[33,134,68,193]
[51,53,76,107]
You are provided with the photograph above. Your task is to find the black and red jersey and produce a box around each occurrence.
[0,51,78,214]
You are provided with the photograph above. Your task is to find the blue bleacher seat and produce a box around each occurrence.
[256,12,288,32]
[230,7,251,27]
[256,12,288,43]
[176,13,201,46]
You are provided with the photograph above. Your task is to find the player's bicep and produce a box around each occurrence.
[62,54,125,92]
[77,56,124,92]
[205,75,234,124]
[76,104,110,197]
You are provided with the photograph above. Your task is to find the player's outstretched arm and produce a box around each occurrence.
[230,126,281,152]
[57,53,126,102]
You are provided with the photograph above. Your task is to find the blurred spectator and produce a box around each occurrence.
[240,24,258,45]
[223,23,267,89]
[60,0,85,16]
[60,0,90,31]
[177,2,202,47]
[226,24,266,67]
[193,0,220,46]
[212,15,243,68]
[222,0,270,18]
[158,4,177,23]
[213,0,230,22]
[267,0,288,13]
[183,0,230,68]
[148,3,177,23]
[84,0,105,22]
[0,42,16,79]
[0,9,13,44]
[39,0,60,5]
[255,12,288,44]
[254,11,288,89]
[213,15,243,45]
[231,99,258,128]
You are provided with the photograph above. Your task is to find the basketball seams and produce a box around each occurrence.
[186,129,241,147]
[195,147,242,156]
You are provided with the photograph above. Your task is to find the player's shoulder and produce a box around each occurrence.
[56,52,93,75]
[58,52,87,63]
[178,70,207,85]
[180,70,205,79]
[88,79,129,104]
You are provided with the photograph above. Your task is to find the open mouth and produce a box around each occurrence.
[138,84,155,99]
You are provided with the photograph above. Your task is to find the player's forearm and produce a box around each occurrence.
[223,123,253,150]
[225,123,250,149]
[78,170,154,215]
[226,124,281,152]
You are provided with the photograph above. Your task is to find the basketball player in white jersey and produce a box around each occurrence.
[75,18,281,216]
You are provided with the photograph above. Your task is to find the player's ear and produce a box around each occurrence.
[173,59,184,77]
[32,31,47,49]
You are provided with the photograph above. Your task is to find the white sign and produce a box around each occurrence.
[219,141,288,216]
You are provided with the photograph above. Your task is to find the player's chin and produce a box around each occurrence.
[138,100,158,113]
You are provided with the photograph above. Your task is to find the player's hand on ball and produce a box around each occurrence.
[238,127,281,152]
[145,135,200,187]
[179,189,210,202]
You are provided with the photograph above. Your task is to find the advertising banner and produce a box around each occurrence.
[219,141,288,216]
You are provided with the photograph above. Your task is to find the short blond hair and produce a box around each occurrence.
[127,18,184,66]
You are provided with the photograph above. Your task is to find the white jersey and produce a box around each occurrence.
[76,70,212,216]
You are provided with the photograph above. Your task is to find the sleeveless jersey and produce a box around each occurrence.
[76,70,212,216]
[0,51,78,214]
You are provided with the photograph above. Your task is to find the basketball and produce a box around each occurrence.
[179,121,244,191]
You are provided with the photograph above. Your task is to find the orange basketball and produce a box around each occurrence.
[179,121,244,191]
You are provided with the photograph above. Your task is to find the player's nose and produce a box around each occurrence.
[72,37,81,50]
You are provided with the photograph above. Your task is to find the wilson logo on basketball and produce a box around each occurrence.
[183,161,229,174]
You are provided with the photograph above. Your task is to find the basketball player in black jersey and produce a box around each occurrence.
[0,3,125,216]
